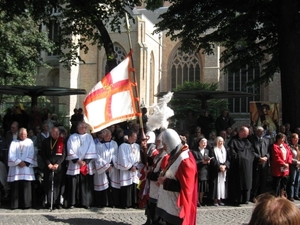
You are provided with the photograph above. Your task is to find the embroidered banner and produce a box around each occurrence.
[83,51,140,133]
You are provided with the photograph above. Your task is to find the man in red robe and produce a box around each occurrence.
[157,129,198,225]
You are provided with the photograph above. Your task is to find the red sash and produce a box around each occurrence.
[56,137,64,155]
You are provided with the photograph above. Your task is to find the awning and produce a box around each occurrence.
[0,85,86,106]
[155,90,254,109]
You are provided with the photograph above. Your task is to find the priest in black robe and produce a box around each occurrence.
[227,126,255,206]
[41,126,66,209]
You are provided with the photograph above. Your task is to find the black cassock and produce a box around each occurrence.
[228,136,255,203]
[41,137,66,207]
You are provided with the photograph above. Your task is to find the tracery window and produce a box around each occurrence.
[171,49,200,90]
[114,44,127,65]
[228,65,261,113]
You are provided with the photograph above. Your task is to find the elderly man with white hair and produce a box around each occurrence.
[7,128,37,209]
[156,129,198,225]
[249,126,270,202]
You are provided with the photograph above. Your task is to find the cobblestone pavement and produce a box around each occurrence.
[0,201,299,225]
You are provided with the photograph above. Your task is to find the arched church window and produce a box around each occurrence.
[47,20,60,56]
[114,44,126,64]
[47,8,61,56]
[104,43,126,74]
[227,65,261,113]
[171,49,200,90]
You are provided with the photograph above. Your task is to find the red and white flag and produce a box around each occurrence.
[83,51,140,133]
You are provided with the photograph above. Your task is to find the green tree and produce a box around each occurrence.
[148,0,300,129]
[0,0,142,73]
[0,11,52,85]
[171,81,227,129]
[0,10,53,103]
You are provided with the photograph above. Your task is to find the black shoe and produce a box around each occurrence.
[294,196,300,200]
[289,197,295,202]
[240,201,249,204]
[69,205,75,209]
[55,205,62,209]
[84,206,90,209]
[232,202,241,207]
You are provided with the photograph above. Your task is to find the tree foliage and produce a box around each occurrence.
[148,0,300,128]
[170,81,227,124]
[0,0,142,72]
[0,0,142,104]
[0,11,52,85]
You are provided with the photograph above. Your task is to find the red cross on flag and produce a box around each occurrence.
[83,51,141,133]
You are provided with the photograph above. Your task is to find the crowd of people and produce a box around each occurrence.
[2,105,300,225]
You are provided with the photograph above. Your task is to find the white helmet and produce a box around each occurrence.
[162,129,181,153]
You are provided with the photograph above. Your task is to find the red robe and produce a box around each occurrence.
[177,151,198,225]
[157,150,198,225]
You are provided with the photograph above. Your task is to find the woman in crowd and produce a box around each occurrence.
[270,133,292,197]
[248,193,300,225]
[190,126,204,150]
[209,136,229,206]
[207,132,216,150]
[192,137,210,206]
[287,133,300,201]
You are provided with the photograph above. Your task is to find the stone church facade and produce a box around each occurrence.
[36,5,282,129]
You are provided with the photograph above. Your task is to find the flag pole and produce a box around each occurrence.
[125,13,147,140]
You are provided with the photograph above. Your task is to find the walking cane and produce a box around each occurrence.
[49,170,54,212]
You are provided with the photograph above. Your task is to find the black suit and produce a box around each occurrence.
[192,148,210,181]
[249,135,270,198]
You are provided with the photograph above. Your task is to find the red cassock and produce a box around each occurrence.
[177,151,198,225]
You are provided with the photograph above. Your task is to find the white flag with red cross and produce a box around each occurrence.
[83,51,140,133]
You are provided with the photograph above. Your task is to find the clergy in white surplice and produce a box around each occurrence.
[93,128,120,208]
[117,130,141,208]
[7,128,37,209]
[66,122,97,209]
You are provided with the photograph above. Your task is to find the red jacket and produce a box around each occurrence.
[271,143,292,177]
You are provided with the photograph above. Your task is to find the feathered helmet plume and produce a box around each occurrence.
[146,92,174,131]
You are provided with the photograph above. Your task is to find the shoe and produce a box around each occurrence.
[289,197,295,202]
[214,203,219,206]
[219,202,225,206]
[250,198,256,203]
[240,201,249,204]
[294,196,300,200]
[232,202,241,207]
[84,206,90,209]
[69,205,75,209]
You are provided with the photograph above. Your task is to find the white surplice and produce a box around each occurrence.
[7,138,37,182]
[66,133,97,175]
[117,142,140,186]
[93,140,120,191]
